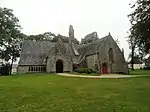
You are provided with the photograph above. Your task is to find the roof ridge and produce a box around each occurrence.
[81,34,109,47]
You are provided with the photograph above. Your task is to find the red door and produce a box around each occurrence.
[102,63,108,74]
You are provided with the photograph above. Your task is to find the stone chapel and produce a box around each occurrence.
[18,25,128,74]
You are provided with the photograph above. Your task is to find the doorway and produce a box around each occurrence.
[56,59,63,73]
[102,63,108,74]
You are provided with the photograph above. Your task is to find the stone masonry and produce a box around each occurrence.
[18,25,128,74]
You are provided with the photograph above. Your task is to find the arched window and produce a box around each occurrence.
[36,67,38,71]
[28,67,31,72]
[41,67,43,72]
[40,67,42,71]
[33,67,36,71]
[42,67,44,72]
[109,48,114,63]
[31,67,33,71]
[95,64,98,71]
[43,67,46,72]
[38,67,40,71]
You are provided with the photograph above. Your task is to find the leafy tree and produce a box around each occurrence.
[43,32,55,41]
[144,56,150,69]
[0,7,23,74]
[127,33,138,70]
[51,34,68,42]
[0,63,10,75]
[128,0,150,70]
[27,32,55,41]
[81,32,99,44]
[51,34,79,44]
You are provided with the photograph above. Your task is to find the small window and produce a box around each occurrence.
[109,48,114,63]
[41,67,43,71]
[38,67,40,71]
[28,67,31,72]
[33,67,36,71]
[36,67,39,71]
[42,67,44,72]
[95,64,98,71]
[39,67,42,71]
[43,67,46,72]
[31,67,33,71]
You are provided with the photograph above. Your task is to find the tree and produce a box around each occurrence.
[51,34,79,44]
[128,0,150,60]
[0,7,23,74]
[43,32,55,41]
[144,56,150,69]
[51,34,69,42]
[0,63,10,75]
[127,33,138,70]
[81,32,99,44]
[27,32,55,42]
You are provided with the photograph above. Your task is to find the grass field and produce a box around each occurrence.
[71,69,150,76]
[70,72,100,76]
[129,69,150,75]
[0,74,150,112]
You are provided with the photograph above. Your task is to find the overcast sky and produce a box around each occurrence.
[1,0,136,60]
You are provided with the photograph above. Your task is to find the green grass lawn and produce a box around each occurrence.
[0,74,150,112]
[70,72,100,76]
[129,69,150,75]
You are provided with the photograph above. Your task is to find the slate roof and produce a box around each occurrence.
[19,34,111,66]
[78,35,109,57]
[19,40,79,65]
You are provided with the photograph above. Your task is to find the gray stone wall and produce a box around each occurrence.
[18,34,128,74]
[86,54,98,71]
[85,36,128,74]
[18,66,29,74]
[18,65,46,74]
[46,42,73,73]
[106,37,128,74]
[47,55,72,73]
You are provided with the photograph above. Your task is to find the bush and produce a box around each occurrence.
[74,68,93,74]
[143,66,150,70]
[0,64,10,76]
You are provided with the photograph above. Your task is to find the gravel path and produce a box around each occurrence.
[57,73,150,79]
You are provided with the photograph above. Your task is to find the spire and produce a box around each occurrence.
[69,25,74,39]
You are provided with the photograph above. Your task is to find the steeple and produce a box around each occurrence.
[68,25,80,56]
[69,25,74,43]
